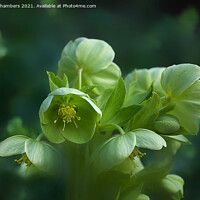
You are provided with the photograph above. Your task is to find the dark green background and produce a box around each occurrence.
[0,0,199,199]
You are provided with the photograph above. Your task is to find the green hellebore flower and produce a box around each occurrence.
[58,37,121,95]
[0,135,59,175]
[160,64,200,135]
[39,87,102,144]
[95,129,166,171]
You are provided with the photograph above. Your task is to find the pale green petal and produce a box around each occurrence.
[49,87,86,96]
[61,37,87,61]
[76,39,115,73]
[169,103,199,135]
[41,122,65,144]
[175,79,200,118]
[0,135,28,156]
[58,56,78,85]
[132,129,167,150]
[162,135,190,144]
[25,139,60,175]
[99,132,136,169]
[39,95,54,124]
[83,63,121,95]
[161,64,200,97]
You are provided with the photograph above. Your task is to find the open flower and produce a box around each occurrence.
[93,129,166,173]
[0,135,59,175]
[39,87,102,144]
[58,37,121,96]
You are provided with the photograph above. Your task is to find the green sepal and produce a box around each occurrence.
[161,63,200,97]
[82,63,121,96]
[133,129,167,150]
[101,77,126,124]
[0,135,28,156]
[161,135,191,144]
[47,71,68,92]
[98,132,136,170]
[61,37,87,61]
[25,138,60,175]
[76,39,115,73]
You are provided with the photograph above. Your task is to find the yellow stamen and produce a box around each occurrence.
[129,147,146,160]
[15,153,32,167]
[54,104,81,130]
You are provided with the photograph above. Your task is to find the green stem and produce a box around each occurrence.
[100,123,125,135]
[78,68,83,90]
[36,133,44,141]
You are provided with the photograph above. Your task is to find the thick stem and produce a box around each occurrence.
[100,123,125,135]
[78,68,83,90]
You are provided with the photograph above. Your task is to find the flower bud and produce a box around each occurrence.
[154,114,180,134]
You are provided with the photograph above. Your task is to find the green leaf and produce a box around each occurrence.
[76,39,115,73]
[132,129,167,150]
[109,105,142,126]
[99,132,136,170]
[131,92,160,129]
[161,64,200,97]
[47,71,68,92]
[25,139,60,175]
[101,77,126,124]
[0,135,28,156]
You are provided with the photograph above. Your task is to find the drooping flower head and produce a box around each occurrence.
[0,135,59,175]
[39,87,102,144]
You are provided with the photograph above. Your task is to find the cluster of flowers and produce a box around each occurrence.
[0,38,200,200]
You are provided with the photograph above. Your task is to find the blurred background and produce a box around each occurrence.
[0,0,200,199]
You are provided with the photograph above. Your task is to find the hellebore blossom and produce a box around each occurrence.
[94,128,166,172]
[58,37,121,96]
[39,87,102,144]
[0,135,59,175]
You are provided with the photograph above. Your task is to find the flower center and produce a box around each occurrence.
[15,153,32,167]
[129,147,146,160]
[54,104,81,130]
